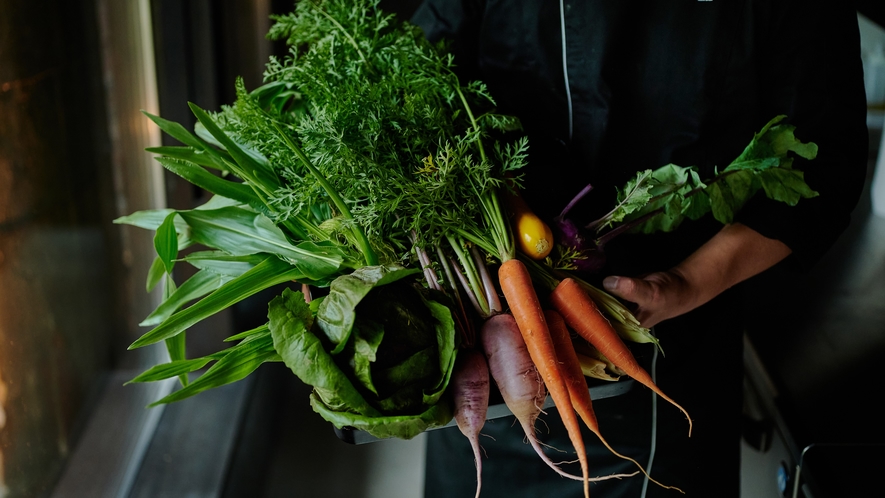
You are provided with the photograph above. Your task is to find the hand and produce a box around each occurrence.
[602,223,792,329]
[602,270,697,329]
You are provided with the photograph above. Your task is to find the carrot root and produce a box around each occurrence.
[550,277,692,437]
[546,309,684,494]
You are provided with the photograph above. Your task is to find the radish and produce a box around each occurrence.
[452,348,491,498]
[480,313,586,481]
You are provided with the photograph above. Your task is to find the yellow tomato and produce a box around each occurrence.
[516,210,554,260]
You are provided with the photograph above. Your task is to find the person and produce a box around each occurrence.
[411,1,869,496]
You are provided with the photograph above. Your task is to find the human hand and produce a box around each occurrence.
[602,270,698,329]
[601,223,792,329]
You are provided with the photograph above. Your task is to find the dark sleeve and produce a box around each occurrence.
[411,0,485,80]
[734,0,868,271]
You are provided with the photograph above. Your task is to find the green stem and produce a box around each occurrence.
[453,85,514,261]
[451,227,497,257]
[273,123,379,266]
[446,234,490,317]
[454,86,487,163]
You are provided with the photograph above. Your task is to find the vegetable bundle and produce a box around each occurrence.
[120,1,819,496]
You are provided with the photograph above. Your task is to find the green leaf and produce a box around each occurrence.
[149,334,279,406]
[140,270,229,327]
[146,146,229,171]
[310,391,452,440]
[728,116,818,169]
[161,274,188,386]
[269,288,381,417]
[722,157,779,172]
[189,103,280,191]
[422,297,457,405]
[154,157,266,212]
[351,318,385,395]
[681,190,711,221]
[194,194,243,211]
[225,323,270,342]
[177,206,346,280]
[604,170,654,228]
[155,213,179,274]
[723,170,756,209]
[758,168,819,206]
[142,111,207,149]
[115,209,193,250]
[648,164,691,196]
[770,126,818,160]
[179,251,267,277]
[129,257,304,349]
[708,181,736,224]
[146,256,166,292]
[316,266,421,355]
[115,208,176,230]
[372,345,441,396]
[126,357,214,384]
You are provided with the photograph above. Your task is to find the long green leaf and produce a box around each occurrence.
[129,257,304,349]
[142,110,235,167]
[146,145,228,171]
[225,323,270,342]
[162,274,188,386]
[140,270,229,327]
[154,157,265,212]
[177,206,346,279]
[115,209,193,250]
[189,103,280,191]
[126,357,215,385]
[115,208,177,230]
[155,213,179,274]
[143,111,207,149]
[179,251,267,277]
[148,334,279,406]
[146,256,166,292]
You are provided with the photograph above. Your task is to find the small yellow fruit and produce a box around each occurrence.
[516,211,554,260]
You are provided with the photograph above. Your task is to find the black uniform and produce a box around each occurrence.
[413,1,868,496]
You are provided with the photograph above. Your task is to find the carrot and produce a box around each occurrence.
[545,309,682,493]
[451,349,490,498]
[497,259,590,498]
[548,277,693,436]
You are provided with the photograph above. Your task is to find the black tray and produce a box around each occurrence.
[334,378,635,445]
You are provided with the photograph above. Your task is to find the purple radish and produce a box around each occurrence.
[452,348,490,498]
[480,314,586,482]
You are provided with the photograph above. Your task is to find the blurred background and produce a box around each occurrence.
[0,1,882,497]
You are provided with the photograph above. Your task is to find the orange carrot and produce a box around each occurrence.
[548,277,692,436]
[498,259,590,498]
[545,309,683,493]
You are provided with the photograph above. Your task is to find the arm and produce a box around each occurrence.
[602,223,791,328]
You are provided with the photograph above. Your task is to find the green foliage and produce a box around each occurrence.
[126,0,514,421]
[315,265,422,354]
[269,269,458,439]
[589,115,820,234]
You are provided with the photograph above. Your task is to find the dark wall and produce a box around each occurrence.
[0,0,119,495]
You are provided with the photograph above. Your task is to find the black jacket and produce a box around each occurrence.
[415,3,868,495]
[413,0,868,275]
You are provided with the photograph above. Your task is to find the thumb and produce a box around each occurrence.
[602,275,653,304]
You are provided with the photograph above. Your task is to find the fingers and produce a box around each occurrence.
[603,275,661,328]
[602,275,653,305]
